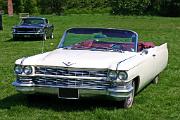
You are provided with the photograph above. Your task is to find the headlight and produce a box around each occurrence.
[13,29,16,33]
[118,71,128,80]
[23,66,33,75]
[37,28,43,33]
[14,65,23,74]
[108,71,118,80]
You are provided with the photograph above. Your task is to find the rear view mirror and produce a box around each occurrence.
[94,34,107,39]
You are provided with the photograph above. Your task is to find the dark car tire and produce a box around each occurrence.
[13,36,17,40]
[122,81,135,108]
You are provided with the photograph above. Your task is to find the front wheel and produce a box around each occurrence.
[50,33,54,39]
[42,34,47,40]
[13,37,17,40]
[13,35,17,40]
[123,81,135,108]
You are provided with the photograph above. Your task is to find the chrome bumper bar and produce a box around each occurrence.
[12,81,133,101]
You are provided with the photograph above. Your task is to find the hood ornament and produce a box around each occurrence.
[62,62,75,66]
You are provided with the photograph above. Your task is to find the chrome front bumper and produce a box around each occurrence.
[12,32,44,38]
[12,81,133,101]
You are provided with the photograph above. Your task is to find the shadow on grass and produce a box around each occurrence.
[0,93,125,111]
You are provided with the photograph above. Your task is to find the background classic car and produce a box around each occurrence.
[12,17,54,40]
[12,28,168,108]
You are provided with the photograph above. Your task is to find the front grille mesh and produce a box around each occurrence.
[35,66,108,78]
[16,28,38,32]
[33,77,110,88]
[17,76,111,88]
[17,66,110,88]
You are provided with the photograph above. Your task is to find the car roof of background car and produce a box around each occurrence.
[22,17,46,20]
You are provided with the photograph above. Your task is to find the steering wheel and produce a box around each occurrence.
[111,44,124,51]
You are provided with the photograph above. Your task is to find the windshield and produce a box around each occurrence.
[59,28,138,52]
[21,18,45,25]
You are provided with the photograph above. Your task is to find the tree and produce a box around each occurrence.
[51,0,65,15]
[13,0,24,13]
[23,0,38,14]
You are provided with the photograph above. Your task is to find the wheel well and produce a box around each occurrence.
[133,76,140,93]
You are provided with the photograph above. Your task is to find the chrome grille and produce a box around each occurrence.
[33,77,110,88]
[17,76,111,88]
[16,66,110,88]
[35,66,108,78]
[16,28,38,32]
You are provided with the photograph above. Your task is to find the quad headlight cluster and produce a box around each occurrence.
[14,65,33,75]
[108,70,128,81]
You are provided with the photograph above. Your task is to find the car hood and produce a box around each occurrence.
[16,49,137,70]
[13,24,45,29]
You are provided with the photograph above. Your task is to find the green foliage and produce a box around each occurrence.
[64,0,110,14]
[110,0,151,15]
[1,0,180,16]
[0,0,7,13]
[13,0,38,14]
[13,0,24,13]
[65,0,109,9]
[24,0,38,14]
[37,0,65,15]
[110,0,180,16]
[160,0,180,17]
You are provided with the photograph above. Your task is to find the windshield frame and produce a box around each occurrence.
[58,28,138,52]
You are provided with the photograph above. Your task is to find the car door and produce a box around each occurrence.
[153,43,168,75]
[137,48,158,87]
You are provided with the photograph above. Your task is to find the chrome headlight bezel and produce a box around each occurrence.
[108,71,118,80]
[14,65,23,74]
[108,70,128,81]
[118,71,128,80]
[14,65,33,75]
[23,66,33,75]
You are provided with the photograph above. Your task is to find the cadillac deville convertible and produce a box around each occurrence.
[12,17,54,40]
[12,28,168,108]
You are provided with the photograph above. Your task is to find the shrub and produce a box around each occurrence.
[110,0,151,15]
[160,0,180,17]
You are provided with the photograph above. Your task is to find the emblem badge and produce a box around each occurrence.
[62,62,75,66]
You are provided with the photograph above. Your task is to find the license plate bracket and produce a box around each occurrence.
[58,88,79,99]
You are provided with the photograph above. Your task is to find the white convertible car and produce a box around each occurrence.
[12,28,168,108]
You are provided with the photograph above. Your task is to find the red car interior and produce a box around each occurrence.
[72,40,155,52]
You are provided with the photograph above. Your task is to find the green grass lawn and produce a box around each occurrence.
[0,14,180,120]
